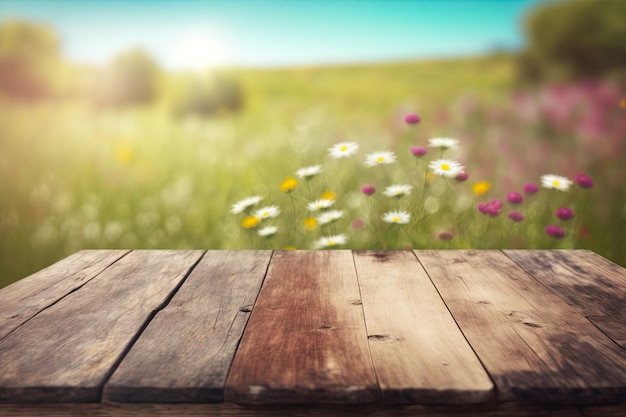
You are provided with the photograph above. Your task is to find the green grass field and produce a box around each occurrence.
[1,55,624,288]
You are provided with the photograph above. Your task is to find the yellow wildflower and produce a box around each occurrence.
[115,142,134,164]
[303,217,318,231]
[320,191,336,201]
[241,216,260,229]
[280,177,298,192]
[284,246,296,250]
[472,181,491,196]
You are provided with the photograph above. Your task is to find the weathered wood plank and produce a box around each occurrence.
[103,250,272,403]
[225,250,379,404]
[5,402,623,417]
[353,250,494,404]
[0,250,204,402]
[504,250,626,348]
[415,250,626,403]
[0,250,129,341]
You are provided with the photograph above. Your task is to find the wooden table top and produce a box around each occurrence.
[0,249,625,417]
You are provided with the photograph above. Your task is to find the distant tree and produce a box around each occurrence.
[91,48,160,107]
[0,20,60,100]
[518,0,626,82]
[172,73,244,118]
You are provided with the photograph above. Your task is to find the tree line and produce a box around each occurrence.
[1,0,624,109]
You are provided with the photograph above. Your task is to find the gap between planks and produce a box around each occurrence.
[103,250,274,403]
[0,250,206,402]
[353,250,494,404]
[0,250,131,343]
[97,250,208,401]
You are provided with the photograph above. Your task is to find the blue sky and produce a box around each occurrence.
[0,0,551,69]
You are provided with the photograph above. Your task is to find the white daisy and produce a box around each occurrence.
[317,210,344,225]
[428,137,459,149]
[253,205,281,220]
[328,142,359,159]
[382,210,411,224]
[383,184,413,198]
[231,196,262,214]
[314,234,347,249]
[364,151,397,167]
[296,165,323,179]
[428,159,465,178]
[258,226,278,237]
[541,174,573,191]
[307,199,335,211]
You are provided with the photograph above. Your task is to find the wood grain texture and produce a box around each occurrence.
[5,402,625,417]
[0,250,129,341]
[103,250,272,403]
[0,250,204,402]
[415,250,626,403]
[504,250,626,348]
[353,250,494,404]
[225,250,379,404]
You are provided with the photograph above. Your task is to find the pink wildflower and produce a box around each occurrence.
[523,183,539,195]
[410,146,427,157]
[361,184,376,195]
[506,192,523,204]
[456,172,469,182]
[352,218,365,230]
[556,207,574,220]
[545,225,565,238]
[575,173,594,189]
[404,113,421,125]
[478,200,502,216]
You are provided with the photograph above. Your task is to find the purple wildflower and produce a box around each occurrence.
[545,225,565,238]
[506,192,524,204]
[523,182,539,195]
[508,211,525,222]
[361,184,376,196]
[456,172,469,182]
[556,207,574,220]
[489,199,503,210]
[410,146,427,157]
[352,218,365,230]
[478,200,502,216]
[404,113,421,125]
[575,173,594,189]
[438,231,453,241]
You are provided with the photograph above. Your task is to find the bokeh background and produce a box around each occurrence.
[1,0,625,288]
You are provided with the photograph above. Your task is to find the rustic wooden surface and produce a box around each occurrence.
[1,402,626,417]
[504,250,626,348]
[415,250,626,403]
[353,250,493,403]
[0,250,204,402]
[0,250,129,341]
[1,249,625,416]
[225,250,379,404]
[104,251,272,402]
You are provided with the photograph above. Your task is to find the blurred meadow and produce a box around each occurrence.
[1,0,625,288]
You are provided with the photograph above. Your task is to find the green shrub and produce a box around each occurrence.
[91,49,160,107]
[172,73,244,118]
[0,20,60,100]
[519,0,626,82]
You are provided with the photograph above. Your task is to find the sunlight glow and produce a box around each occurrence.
[167,28,231,70]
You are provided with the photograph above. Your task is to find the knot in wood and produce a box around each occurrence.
[368,334,403,342]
